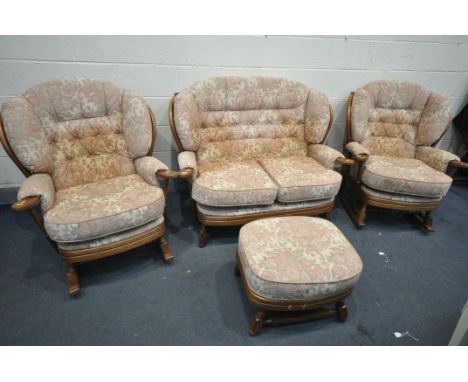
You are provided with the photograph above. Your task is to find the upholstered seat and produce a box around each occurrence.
[362,156,453,198]
[44,174,165,242]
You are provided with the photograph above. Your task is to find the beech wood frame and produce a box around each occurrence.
[0,106,175,296]
[234,250,351,336]
[340,92,468,231]
[169,93,352,247]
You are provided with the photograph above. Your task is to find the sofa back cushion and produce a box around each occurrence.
[350,80,450,158]
[1,78,153,190]
[174,76,330,164]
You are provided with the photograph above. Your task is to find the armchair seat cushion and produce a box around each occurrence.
[192,160,278,207]
[44,174,165,242]
[259,156,342,202]
[362,155,453,197]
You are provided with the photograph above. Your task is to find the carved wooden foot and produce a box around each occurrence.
[336,301,348,322]
[199,224,209,248]
[356,202,367,228]
[249,309,265,336]
[423,211,434,232]
[66,263,80,296]
[234,263,241,277]
[159,237,174,263]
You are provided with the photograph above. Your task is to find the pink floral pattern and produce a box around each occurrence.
[307,144,344,169]
[416,146,460,173]
[345,141,370,157]
[17,173,55,211]
[44,174,165,242]
[362,155,452,197]
[259,157,342,202]
[135,156,169,186]
[238,217,363,300]
[361,185,441,203]
[178,151,198,178]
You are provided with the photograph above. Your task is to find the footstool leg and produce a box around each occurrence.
[66,263,80,296]
[249,309,265,336]
[336,301,348,322]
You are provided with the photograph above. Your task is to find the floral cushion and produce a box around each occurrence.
[259,156,342,203]
[238,217,363,300]
[362,155,453,197]
[1,78,153,190]
[44,174,165,242]
[416,146,460,173]
[192,160,278,207]
[17,173,55,212]
[361,185,441,203]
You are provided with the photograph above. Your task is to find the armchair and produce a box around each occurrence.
[340,80,467,230]
[169,76,352,246]
[0,78,175,295]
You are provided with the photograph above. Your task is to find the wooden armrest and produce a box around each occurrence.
[156,169,179,180]
[354,153,369,162]
[449,160,468,169]
[336,157,354,166]
[11,196,41,212]
[178,167,194,179]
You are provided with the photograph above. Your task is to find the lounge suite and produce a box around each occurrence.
[341,80,468,230]
[170,76,352,246]
[0,78,177,295]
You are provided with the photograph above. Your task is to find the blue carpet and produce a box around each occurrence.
[0,184,467,345]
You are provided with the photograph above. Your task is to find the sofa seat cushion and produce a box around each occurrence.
[362,155,452,197]
[44,174,165,242]
[238,216,363,300]
[259,156,342,202]
[192,160,278,207]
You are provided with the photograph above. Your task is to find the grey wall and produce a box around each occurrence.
[1,35,468,189]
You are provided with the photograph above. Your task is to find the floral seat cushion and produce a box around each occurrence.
[44,174,165,242]
[362,155,453,197]
[191,160,278,207]
[259,156,342,202]
[238,216,363,300]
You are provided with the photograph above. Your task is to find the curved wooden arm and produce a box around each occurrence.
[449,160,468,169]
[335,157,354,166]
[178,167,194,180]
[156,169,179,180]
[354,153,369,162]
[11,196,40,212]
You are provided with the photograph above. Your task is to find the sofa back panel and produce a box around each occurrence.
[197,138,307,164]
[174,76,331,153]
[350,80,450,157]
[1,78,153,190]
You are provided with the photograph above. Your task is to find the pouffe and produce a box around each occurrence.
[235,216,363,336]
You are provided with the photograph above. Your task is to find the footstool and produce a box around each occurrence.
[235,216,363,336]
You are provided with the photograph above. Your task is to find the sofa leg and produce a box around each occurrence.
[199,224,209,248]
[249,309,265,336]
[336,301,348,322]
[356,202,367,228]
[159,236,174,263]
[66,263,80,296]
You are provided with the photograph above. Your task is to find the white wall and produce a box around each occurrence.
[1,35,468,189]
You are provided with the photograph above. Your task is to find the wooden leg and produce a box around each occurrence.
[356,202,367,228]
[66,263,80,296]
[234,263,241,277]
[336,301,348,322]
[423,211,434,232]
[159,236,174,263]
[249,309,265,336]
[199,224,209,248]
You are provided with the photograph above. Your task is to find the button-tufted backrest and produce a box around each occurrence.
[350,80,451,158]
[173,76,331,164]
[1,78,153,190]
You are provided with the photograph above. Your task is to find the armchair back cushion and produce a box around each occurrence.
[1,78,153,190]
[350,80,450,158]
[174,76,330,164]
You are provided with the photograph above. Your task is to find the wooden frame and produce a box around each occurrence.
[0,104,175,296]
[169,93,351,247]
[340,92,468,231]
[234,251,351,336]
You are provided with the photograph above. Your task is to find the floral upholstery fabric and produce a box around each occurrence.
[307,144,344,169]
[1,78,153,190]
[345,141,370,157]
[174,76,331,164]
[361,185,441,203]
[350,80,450,158]
[416,146,459,173]
[192,160,278,207]
[57,217,164,252]
[259,157,342,203]
[44,174,165,242]
[362,155,452,197]
[178,151,198,178]
[135,156,169,186]
[238,217,363,300]
[17,173,55,212]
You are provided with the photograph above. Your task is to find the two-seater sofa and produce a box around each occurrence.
[170,77,353,246]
